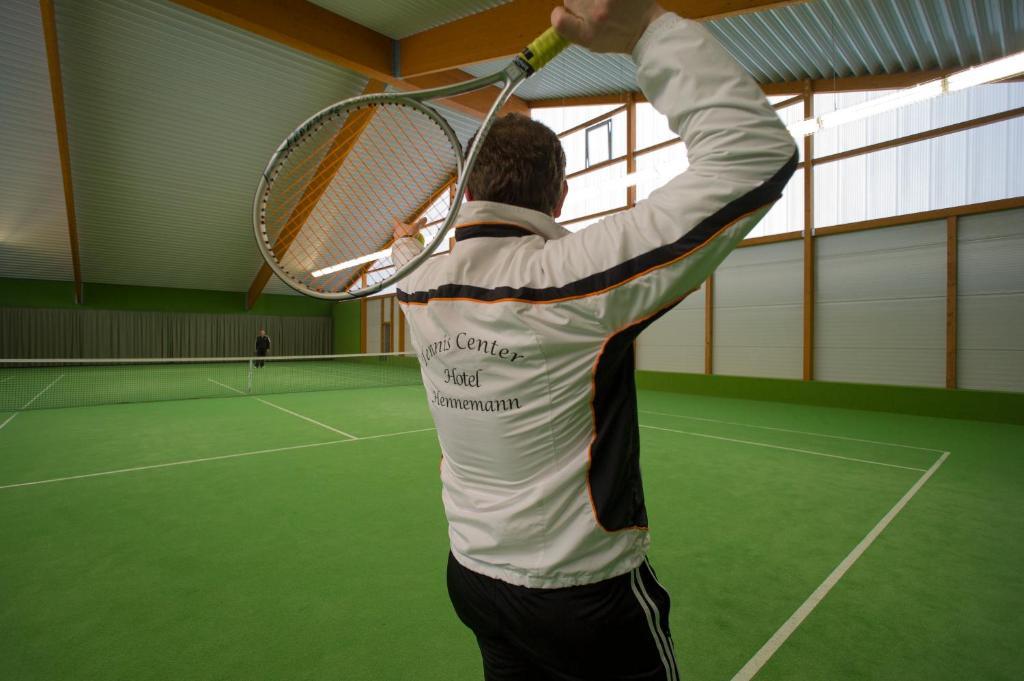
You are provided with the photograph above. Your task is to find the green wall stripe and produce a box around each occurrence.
[0,278,332,317]
[332,301,362,355]
[636,371,1024,425]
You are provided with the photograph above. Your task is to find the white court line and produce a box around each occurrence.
[22,374,64,410]
[639,410,944,453]
[254,398,357,440]
[0,426,437,491]
[207,378,357,439]
[0,413,17,432]
[639,424,927,472]
[208,378,245,395]
[730,451,950,681]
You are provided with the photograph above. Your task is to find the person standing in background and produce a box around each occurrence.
[254,328,271,368]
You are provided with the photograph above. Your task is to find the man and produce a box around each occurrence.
[254,328,270,368]
[393,1,797,679]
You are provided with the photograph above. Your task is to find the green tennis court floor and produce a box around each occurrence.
[1,385,1021,680]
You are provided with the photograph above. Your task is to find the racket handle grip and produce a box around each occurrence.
[523,27,570,72]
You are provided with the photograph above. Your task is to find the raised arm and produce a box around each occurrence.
[541,7,799,330]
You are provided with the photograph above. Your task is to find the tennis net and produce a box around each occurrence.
[0,352,421,412]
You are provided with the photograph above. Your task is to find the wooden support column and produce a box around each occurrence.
[705,274,714,375]
[802,81,815,381]
[40,0,83,304]
[946,216,958,389]
[626,93,637,209]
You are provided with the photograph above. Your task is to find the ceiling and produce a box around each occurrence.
[309,0,509,40]
[0,0,1020,300]
[464,0,1024,99]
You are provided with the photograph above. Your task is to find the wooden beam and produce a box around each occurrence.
[404,69,529,116]
[815,106,1024,166]
[558,204,629,227]
[558,105,628,138]
[399,0,810,78]
[762,69,958,96]
[946,216,958,390]
[737,231,803,248]
[704,274,714,375]
[772,94,804,110]
[169,0,527,119]
[247,79,387,309]
[566,154,627,181]
[814,197,1024,238]
[529,69,984,109]
[530,93,638,109]
[40,0,83,305]
[802,81,814,382]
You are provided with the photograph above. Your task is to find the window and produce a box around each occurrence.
[585,120,613,168]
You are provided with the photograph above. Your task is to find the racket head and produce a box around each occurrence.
[253,93,465,300]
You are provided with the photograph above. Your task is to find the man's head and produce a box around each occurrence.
[466,114,568,217]
[259,329,266,336]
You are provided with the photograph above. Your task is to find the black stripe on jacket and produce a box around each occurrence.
[397,151,798,305]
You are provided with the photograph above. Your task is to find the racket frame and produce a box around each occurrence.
[253,60,533,300]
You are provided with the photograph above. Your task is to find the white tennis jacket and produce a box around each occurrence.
[393,13,798,588]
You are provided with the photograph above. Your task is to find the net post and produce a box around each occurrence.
[247,359,254,393]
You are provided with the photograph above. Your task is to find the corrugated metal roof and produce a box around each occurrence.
[463,47,637,101]
[467,0,1023,100]
[708,0,1023,83]
[310,0,510,40]
[0,0,73,283]
[50,0,369,296]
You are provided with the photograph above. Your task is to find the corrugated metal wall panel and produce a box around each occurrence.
[958,207,1024,393]
[815,221,947,387]
[714,241,803,379]
[53,0,370,294]
[0,0,73,283]
[636,287,704,374]
[311,0,510,40]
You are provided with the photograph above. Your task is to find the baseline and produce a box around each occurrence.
[639,424,927,472]
[639,409,944,453]
[729,451,950,680]
[0,427,437,491]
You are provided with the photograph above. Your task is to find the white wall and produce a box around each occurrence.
[958,207,1024,393]
[636,286,704,374]
[364,298,381,353]
[714,240,803,379]
[814,222,947,388]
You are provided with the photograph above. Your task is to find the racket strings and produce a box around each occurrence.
[268,106,442,260]
[261,101,460,293]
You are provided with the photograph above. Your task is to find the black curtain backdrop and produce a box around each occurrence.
[0,307,331,359]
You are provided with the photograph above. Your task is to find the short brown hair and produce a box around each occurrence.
[467,114,566,215]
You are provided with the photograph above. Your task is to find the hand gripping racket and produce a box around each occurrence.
[253,28,569,299]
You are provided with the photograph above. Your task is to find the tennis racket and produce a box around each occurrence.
[253,28,569,300]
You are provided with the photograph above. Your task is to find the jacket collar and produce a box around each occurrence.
[454,201,571,242]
